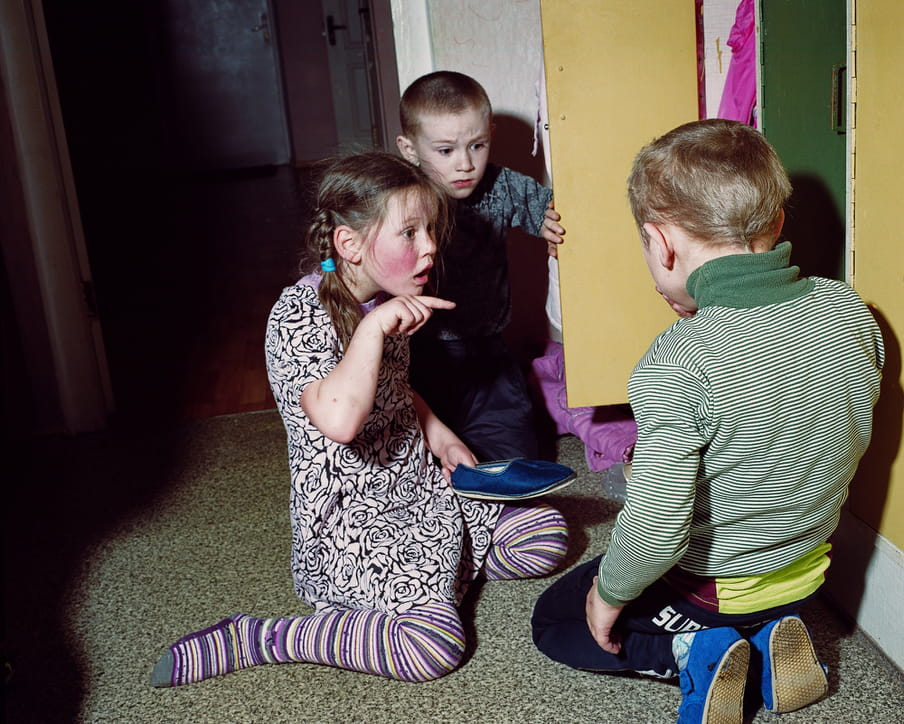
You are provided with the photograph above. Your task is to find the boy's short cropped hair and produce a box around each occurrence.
[627,119,792,248]
[399,71,492,138]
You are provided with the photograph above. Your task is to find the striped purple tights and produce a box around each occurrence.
[151,503,567,686]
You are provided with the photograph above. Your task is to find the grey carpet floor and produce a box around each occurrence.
[4,410,902,723]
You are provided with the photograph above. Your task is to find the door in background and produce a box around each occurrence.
[759,0,847,281]
[540,0,699,406]
[322,0,380,153]
[160,0,290,170]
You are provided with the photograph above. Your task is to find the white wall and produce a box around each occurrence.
[390,0,544,147]
[426,0,544,128]
[390,0,434,93]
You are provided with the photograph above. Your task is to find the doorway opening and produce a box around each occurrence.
[38,0,401,424]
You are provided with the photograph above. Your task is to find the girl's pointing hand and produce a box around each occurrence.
[370,295,456,337]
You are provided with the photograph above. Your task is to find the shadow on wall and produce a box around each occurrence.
[824,305,902,627]
[492,113,547,184]
[784,173,846,281]
[490,113,553,362]
[849,307,902,532]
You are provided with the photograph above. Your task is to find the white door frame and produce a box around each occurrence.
[368,0,403,149]
[388,0,433,93]
[0,0,112,435]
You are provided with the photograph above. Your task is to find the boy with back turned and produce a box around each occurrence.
[531,119,884,723]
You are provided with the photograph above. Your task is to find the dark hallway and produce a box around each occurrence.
[39,0,318,425]
[2,10,321,712]
[92,164,311,424]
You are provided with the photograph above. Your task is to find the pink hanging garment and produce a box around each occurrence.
[717,0,758,126]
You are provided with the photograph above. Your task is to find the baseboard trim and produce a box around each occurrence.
[823,507,904,670]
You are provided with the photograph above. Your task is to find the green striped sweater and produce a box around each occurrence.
[597,242,884,611]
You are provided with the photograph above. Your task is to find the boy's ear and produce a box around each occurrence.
[642,222,676,270]
[396,135,419,165]
[774,208,786,238]
[333,225,363,264]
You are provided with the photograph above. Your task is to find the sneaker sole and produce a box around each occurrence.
[768,616,829,713]
[703,638,749,724]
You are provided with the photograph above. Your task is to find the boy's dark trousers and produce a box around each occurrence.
[531,555,816,676]
[409,332,538,462]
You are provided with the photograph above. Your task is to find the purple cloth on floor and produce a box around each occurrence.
[531,342,637,472]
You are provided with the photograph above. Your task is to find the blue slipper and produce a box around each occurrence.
[450,458,576,500]
[674,627,749,724]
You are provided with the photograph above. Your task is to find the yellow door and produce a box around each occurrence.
[848,0,904,545]
[540,1,699,406]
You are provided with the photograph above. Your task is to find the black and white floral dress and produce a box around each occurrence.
[265,277,503,615]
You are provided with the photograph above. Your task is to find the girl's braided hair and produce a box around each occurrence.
[302,152,450,350]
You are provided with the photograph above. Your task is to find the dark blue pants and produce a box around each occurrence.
[531,555,815,676]
[409,333,538,461]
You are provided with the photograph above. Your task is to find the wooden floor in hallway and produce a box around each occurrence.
[93,164,314,425]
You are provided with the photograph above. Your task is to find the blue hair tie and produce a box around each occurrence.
[320,258,337,273]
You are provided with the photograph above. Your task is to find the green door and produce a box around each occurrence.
[760,0,847,280]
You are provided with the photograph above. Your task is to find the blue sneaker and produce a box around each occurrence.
[749,615,828,714]
[673,627,748,724]
[450,458,576,500]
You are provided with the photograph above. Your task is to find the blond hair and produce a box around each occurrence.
[627,119,792,249]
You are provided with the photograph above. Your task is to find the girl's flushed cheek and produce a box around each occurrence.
[373,248,418,280]
[371,241,418,277]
